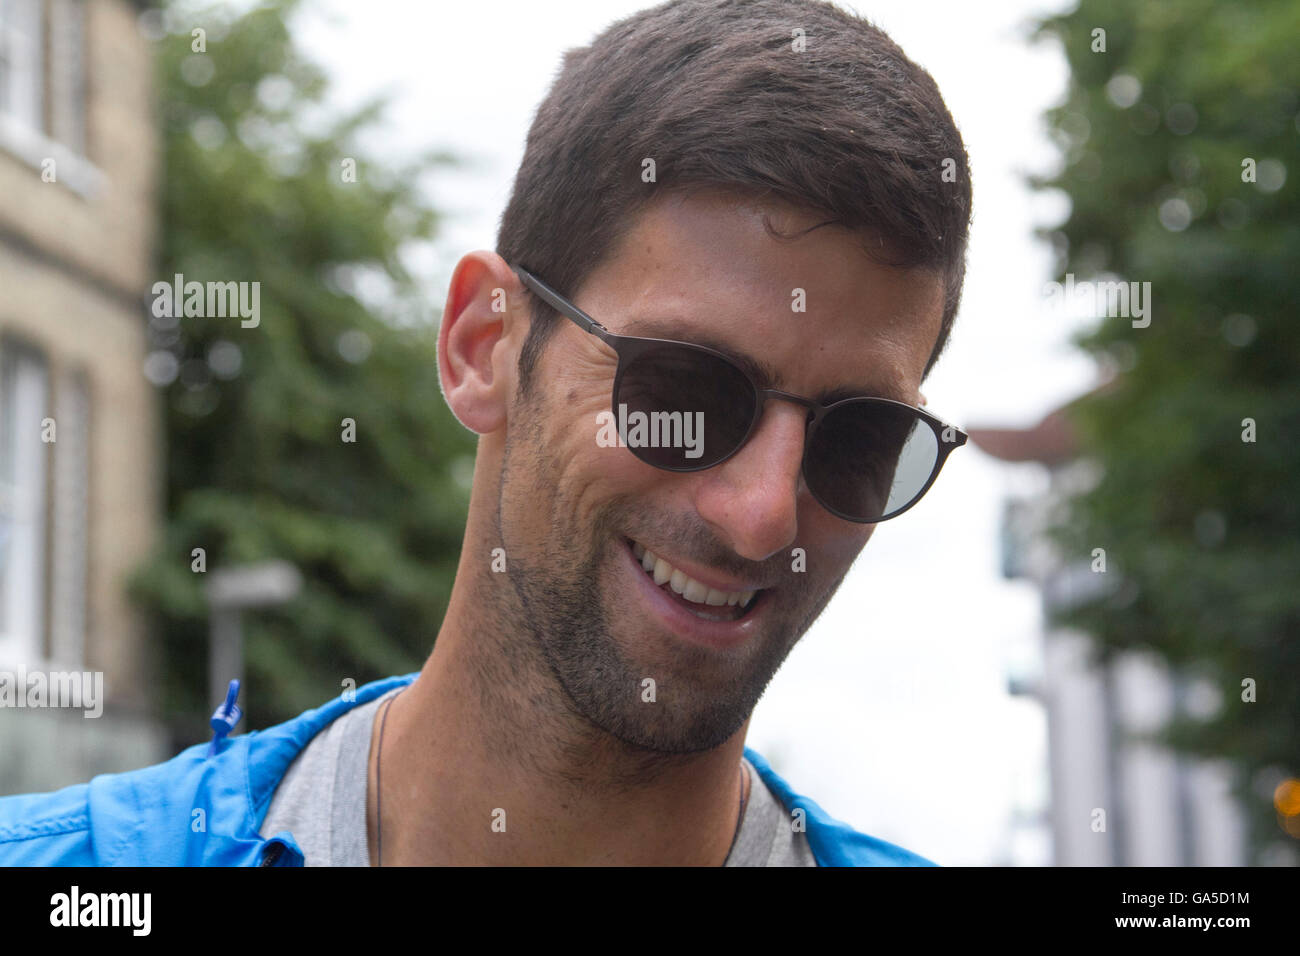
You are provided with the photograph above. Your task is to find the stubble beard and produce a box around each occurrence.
[490,388,831,765]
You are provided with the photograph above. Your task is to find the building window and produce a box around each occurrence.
[0,339,51,669]
[49,367,89,667]
[47,0,86,155]
[0,0,86,154]
[0,0,45,133]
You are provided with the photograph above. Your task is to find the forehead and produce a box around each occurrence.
[576,190,945,404]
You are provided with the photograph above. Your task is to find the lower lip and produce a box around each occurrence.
[620,538,765,651]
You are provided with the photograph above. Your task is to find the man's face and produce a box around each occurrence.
[497,189,944,754]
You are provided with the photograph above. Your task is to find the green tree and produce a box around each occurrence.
[1034,0,1300,860]
[131,0,475,739]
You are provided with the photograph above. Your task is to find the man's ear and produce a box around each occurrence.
[918,392,928,407]
[437,252,523,435]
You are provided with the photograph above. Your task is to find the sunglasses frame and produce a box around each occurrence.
[511,264,968,523]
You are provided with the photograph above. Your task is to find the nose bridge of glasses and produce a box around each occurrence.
[740,389,818,485]
[760,388,819,425]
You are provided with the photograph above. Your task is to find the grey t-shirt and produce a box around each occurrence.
[259,689,816,866]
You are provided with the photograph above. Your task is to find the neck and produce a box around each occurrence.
[367,534,751,866]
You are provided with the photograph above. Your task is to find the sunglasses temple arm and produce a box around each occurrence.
[513,265,614,344]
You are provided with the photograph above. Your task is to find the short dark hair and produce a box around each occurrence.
[497,0,972,395]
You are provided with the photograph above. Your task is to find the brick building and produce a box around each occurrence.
[0,0,167,792]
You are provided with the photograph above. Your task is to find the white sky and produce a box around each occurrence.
[279,0,1101,865]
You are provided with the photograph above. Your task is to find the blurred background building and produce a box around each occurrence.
[0,0,168,793]
[972,399,1247,865]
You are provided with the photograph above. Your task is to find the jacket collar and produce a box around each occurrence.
[85,672,933,866]
[87,673,419,865]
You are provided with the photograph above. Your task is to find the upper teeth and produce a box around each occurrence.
[631,540,756,609]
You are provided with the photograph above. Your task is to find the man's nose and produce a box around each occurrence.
[692,401,807,562]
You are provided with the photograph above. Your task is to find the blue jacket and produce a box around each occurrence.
[0,673,936,866]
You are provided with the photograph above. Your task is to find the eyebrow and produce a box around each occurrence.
[619,316,911,406]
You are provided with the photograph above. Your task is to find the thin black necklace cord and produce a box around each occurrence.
[375,689,402,867]
[375,688,748,867]
[726,762,749,865]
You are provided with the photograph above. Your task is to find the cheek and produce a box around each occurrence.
[510,380,653,534]
[795,505,874,575]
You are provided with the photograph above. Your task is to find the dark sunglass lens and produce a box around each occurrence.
[805,402,938,520]
[615,345,755,468]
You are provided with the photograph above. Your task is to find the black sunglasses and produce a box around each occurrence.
[512,264,967,523]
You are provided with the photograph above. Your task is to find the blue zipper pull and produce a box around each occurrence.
[207,678,243,757]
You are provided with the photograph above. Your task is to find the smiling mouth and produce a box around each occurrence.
[624,537,764,623]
